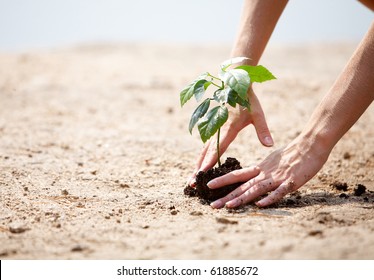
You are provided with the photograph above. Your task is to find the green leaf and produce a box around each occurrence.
[235,65,276,83]
[222,69,250,101]
[180,78,209,106]
[226,89,237,108]
[188,98,210,134]
[213,88,228,104]
[193,79,208,102]
[180,82,194,107]
[204,81,212,90]
[220,57,249,71]
[198,106,228,143]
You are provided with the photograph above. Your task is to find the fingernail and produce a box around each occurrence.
[186,175,196,186]
[210,199,224,208]
[189,179,196,187]
[264,136,274,146]
[226,199,240,208]
[207,180,216,189]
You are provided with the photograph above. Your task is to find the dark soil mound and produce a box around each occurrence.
[184,157,242,203]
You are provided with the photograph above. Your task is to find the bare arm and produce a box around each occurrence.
[209,21,374,208]
[304,21,374,153]
[231,0,288,64]
[358,0,374,11]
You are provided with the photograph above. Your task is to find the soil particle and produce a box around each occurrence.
[339,193,349,199]
[285,199,296,205]
[331,181,348,192]
[61,189,69,195]
[216,217,238,225]
[184,185,196,196]
[0,249,17,257]
[71,245,85,252]
[354,184,366,196]
[308,230,323,237]
[119,183,130,188]
[343,152,351,160]
[9,226,29,234]
[189,211,203,216]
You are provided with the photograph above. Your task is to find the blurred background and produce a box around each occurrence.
[0,0,373,52]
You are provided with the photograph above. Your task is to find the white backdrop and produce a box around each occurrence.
[0,0,373,51]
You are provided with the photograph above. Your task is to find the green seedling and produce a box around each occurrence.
[180,57,275,167]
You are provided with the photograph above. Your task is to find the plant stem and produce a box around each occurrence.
[217,127,221,167]
[207,73,220,81]
[210,81,221,88]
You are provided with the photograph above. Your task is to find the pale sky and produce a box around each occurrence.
[0,0,373,51]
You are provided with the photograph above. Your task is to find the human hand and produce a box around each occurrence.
[207,134,331,208]
[187,88,274,187]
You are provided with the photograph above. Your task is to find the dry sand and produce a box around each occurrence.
[0,43,373,259]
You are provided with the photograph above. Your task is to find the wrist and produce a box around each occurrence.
[296,121,335,162]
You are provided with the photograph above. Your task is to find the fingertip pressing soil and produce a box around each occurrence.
[184,157,242,203]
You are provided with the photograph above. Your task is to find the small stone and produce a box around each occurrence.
[189,211,203,216]
[308,230,323,237]
[216,217,238,225]
[9,226,29,234]
[343,152,351,160]
[71,245,85,252]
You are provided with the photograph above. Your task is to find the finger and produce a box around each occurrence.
[256,180,297,207]
[207,165,260,189]
[200,127,239,172]
[210,175,267,208]
[187,143,210,187]
[210,179,256,208]
[251,95,274,147]
[225,178,276,208]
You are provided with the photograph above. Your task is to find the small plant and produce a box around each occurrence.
[180,57,275,167]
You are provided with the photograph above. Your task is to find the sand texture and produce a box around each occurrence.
[0,43,373,259]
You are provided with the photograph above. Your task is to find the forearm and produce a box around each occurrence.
[231,0,288,65]
[301,22,374,153]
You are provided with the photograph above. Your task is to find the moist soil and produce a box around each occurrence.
[184,157,242,202]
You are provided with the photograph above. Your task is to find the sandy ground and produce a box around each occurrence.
[0,42,373,260]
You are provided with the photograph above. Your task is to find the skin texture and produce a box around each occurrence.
[189,0,374,208]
